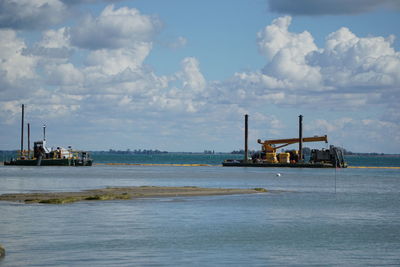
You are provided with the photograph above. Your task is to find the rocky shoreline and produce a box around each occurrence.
[0,186,267,204]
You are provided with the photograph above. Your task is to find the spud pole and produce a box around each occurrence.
[20,104,24,158]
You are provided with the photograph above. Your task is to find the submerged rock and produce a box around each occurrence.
[0,244,5,257]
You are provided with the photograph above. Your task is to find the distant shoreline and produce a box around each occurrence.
[2,150,400,156]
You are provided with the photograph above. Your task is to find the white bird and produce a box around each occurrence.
[276,173,281,177]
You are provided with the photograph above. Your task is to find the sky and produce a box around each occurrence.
[0,0,399,153]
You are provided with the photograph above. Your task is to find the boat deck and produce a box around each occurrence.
[222,160,342,168]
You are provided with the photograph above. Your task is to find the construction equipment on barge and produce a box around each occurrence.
[222,114,347,168]
[4,104,93,166]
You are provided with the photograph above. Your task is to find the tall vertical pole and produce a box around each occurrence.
[244,114,249,162]
[43,124,46,141]
[27,123,31,159]
[299,115,303,162]
[20,104,24,158]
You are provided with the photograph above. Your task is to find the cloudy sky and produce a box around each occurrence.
[0,0,399,153]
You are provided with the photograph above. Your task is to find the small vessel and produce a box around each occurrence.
[4,105,93,166]
[222,114,347,168]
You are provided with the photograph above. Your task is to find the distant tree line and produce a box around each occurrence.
[94,149,168,155]
[95,150,224,155]
[230,149,256,154]
[0,149,394,157]
[342,149,385,156]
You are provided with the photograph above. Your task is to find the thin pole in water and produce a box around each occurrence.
[334,167,337,194]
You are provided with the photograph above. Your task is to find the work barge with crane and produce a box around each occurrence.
[222,115,347,168]
[4,104,93,166]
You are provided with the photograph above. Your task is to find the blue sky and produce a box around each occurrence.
[0,0,399,153]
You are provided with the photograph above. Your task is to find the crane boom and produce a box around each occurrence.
[257,135,328,153]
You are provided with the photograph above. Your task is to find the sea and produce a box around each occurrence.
[0,154,399,266]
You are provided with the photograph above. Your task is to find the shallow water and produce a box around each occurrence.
[0,156,399,266]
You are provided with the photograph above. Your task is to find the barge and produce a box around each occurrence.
[222,114,347,168]
[4,104,93,166]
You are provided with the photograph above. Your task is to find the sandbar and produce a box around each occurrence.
[0,186,267,204]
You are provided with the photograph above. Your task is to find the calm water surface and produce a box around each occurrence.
[0,155,399,266]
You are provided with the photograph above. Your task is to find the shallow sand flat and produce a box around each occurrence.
[0,186,267,204]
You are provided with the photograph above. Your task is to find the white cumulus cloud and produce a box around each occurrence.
[0,0,67,30]
[179,57,206,92]
[235,16,400,107]
[85,42,153,76]
[255,16,323,90]
[70,5,161,50]
[47,63,84,86]
[0,30,37,93]
[307,27,400,89]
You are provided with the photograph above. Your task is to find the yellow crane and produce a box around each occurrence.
[257,135,328,153]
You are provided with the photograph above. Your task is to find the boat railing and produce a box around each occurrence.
[17,150,34,160]
[16,150,87,160]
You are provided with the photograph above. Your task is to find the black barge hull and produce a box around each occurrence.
[222,161,345,168]
[4,158,93,166]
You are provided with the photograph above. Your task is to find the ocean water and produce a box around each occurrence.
[0,155,399,266]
